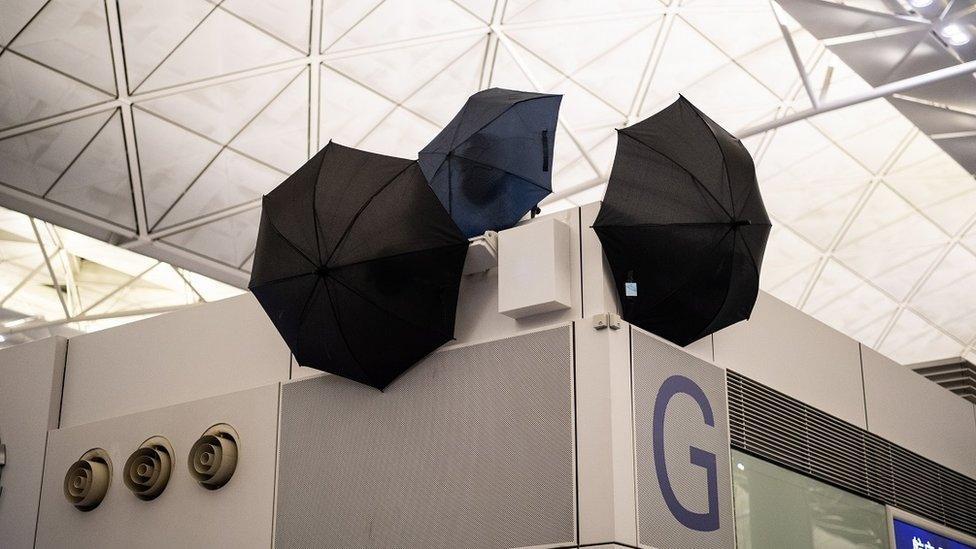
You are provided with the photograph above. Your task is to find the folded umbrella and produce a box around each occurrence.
[418,87,562,237]
[249,142,469,390]
[593,96,771,346]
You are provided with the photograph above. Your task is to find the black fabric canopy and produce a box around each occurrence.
[418,87,562,238]
[594,96,771,347]
[248,142,469,390]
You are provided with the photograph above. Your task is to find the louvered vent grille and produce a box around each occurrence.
[727,370,976,537]
[913,361,976,405]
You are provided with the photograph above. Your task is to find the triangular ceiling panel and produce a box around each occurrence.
[935,135,976,175]
[835,185,950,300]
[137,8,303,92]
[890,97,976,136]
[503,0,660,24]
[216,0,312,53]
[807,98,915,174]
[680,4,784,60]
[906,73,976,114]
[46,110,136,230]
[639,17,733,114]
[880,309,963,365]
[326,34,486,106]
[0,0,47,46]
[7,0,116,94]
[319,0,384,52]
[138,66,304,144]
[735,28,819,100]
[759,224,822,304]
[319,65,400,148]
[326,0,484,52]
[132,108,222,228]
[153,148,283,231]
[499,38,625,128]
[885,133,976,234]
[355,106,440,159]
[453,0,496,24]
[0,110,112,196]
[504,16,661,109]
[804,259,898,345]
[118,0,214,91]
[0,52,112,129]
[231,67,310,173]
[682,69,783,132]
[401,38,488,126]
[775,0,928,39]
[828,29,937,87]
[911,244,976,343]
[161,206,261,269]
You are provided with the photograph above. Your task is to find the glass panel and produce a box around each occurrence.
[732,450,890,549]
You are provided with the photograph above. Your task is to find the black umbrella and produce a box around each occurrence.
[593,96,771,346]
[248,142,469,390]
[418,87,562,238]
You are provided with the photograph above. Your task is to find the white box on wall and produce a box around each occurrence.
[498,217,572,319]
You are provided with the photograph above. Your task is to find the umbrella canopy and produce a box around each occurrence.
[418,87,562,238]
[248,142,469,390]
[593,96,771,347]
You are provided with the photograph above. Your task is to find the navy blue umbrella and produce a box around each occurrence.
[418,88,562,238]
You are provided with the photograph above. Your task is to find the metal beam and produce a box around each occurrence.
[739,59,976,138]
[29,218,70,318]
[0,303,201,336]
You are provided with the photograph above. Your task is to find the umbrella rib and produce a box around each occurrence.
[328,241,468,272]
[692,229,739,342]
[293,275,323,365]
[737,226,763,278]
[311,161,323,265]
[323,162,414,267]
[433,94,559,155]
[450,150,552,193]
[264,209,319,268]
[248,271,315,292]
[321,277,379,389]
[617,130,733,220]
[686,101,737,216]
[326,270,454,341]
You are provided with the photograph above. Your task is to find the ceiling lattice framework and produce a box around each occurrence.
[0,0,974,365]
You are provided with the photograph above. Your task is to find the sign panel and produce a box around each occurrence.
[632,328,734,549]
[893,519,975,549]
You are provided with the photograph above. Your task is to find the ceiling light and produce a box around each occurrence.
[908,0,933,7]
[940,24,971,46]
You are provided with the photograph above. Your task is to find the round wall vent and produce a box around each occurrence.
[64,448,112,511]
[123,436,174,501]
[188,424,238,490]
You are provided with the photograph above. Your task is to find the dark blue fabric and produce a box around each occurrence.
[419,88,562,237]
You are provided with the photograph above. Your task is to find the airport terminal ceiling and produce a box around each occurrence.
[0,0,975,365]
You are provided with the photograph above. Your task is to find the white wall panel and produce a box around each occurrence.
[60,293,289,427]
[712,291,867,428]
[0,337,66,549]
[862,344,976,478]
[36,383,279,549]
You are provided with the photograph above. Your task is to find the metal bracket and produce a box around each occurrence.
[592,313,622,330]
[462,231,498,276]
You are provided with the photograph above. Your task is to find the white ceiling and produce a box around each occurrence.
[0,0,974,365]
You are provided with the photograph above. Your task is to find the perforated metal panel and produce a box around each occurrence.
[632,329,734,549]
[274,325,576,549]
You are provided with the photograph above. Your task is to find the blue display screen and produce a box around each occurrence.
[893,518,975,549]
